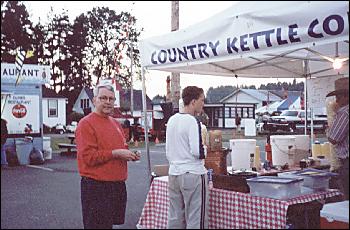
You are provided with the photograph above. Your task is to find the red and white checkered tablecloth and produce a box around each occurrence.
[137,176,341,229]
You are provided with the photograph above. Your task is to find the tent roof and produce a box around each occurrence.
[277,95,299,111]
[140,1,349,78]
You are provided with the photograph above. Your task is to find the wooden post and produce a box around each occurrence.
[171,1,180,110]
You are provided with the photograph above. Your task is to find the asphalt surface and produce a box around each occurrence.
[1,144,168,229]
[1,134,327,229]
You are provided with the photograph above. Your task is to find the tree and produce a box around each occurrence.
[1,1,34,63]
[84,7,142,88]
[29,21,46,64]
[206,85,236,103]
[64,13,91,90]
[44,8,72,92]
[152,94,166,103]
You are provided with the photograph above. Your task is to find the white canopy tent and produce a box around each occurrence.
[138,1,349,181]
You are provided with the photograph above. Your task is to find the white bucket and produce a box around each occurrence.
[294,135,310,152]
[270,135,296,166]
[42,136,52,160]
[229,139,256,170]
[293,135,311,164]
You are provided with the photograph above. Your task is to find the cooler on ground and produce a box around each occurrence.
[320,200,349,229]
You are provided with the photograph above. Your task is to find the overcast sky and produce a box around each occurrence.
[23,1,297,98]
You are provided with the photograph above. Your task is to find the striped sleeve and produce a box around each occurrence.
[329,108,349,143]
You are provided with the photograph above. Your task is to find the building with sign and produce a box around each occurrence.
[1,63,51,163]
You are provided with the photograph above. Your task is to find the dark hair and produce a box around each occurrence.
[182,86,204,106]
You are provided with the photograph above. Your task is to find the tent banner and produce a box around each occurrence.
[140,1,348,69]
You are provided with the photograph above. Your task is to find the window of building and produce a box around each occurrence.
[80,98,90,109]
[225,107,230,117]
[48,99,58,117]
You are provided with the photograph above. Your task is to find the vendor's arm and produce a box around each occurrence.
[327,110,348,145]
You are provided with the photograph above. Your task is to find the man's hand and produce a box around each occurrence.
[112,149,140,161]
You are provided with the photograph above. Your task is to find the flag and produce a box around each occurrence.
[15,47,27,86]
[26,49,34,58]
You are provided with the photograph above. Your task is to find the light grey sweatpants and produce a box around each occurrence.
[167,173,209,229]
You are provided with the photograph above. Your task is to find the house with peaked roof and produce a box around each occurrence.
[220,89,282,108]
[201,89,281,129]
[72,86,152,126]
[42,86,67,128]
[72,87,94,115]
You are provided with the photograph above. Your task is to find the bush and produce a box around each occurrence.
[43,124,52,134]
[67,112,84,124]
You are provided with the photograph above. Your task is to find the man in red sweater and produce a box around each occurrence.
[76,82,140,229]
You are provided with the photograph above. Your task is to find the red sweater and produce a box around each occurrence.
[76,112,127,181]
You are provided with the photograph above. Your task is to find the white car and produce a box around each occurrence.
[54,123,66,134]
[66,121,78,133]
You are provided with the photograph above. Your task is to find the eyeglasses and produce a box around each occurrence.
[98,96,116,102]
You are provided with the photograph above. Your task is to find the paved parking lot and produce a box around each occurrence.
[1,131,327,229]
[1,144,166,229]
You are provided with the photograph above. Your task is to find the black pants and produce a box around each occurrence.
[81,177,127,229]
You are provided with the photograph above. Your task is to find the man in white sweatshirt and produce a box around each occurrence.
[166,86,208,229]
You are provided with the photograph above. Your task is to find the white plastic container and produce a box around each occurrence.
[321,142,331,160]
[230,139,256,170]
[312,142,322,158]
[244,119,256,136]
[246,176,303,199]
[278,168,336,191]
[15,139,33,165]
[254,146,261,170]
[42,136,52,160]
[270,135,296,166]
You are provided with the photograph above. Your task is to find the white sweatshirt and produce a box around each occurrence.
[166,113,207,175]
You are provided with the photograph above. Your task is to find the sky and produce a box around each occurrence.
[23,1,299,98]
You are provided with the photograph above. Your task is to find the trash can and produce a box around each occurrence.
[42,136,52,160]
[15,139,33,165]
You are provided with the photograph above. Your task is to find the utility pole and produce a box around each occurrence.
[171,1,180,110]
[130,42,134,117]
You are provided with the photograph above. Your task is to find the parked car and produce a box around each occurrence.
[53,123,66,134]
[66,121,78,133]
[263,110,328,133]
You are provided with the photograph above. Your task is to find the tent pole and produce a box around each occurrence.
[141,67,152,185]
[304,76,308,135]
[303,60,308,136]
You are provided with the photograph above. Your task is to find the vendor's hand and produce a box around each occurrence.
[112,149,139,161]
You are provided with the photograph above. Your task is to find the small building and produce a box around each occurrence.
[42,86,67,128]
[200,89,281,129]
[220,89,282,109]
[72,86,152,127]
[72,87,94,115]
[1,63,51,161]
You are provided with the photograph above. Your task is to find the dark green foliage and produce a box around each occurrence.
[1,1,142,95]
